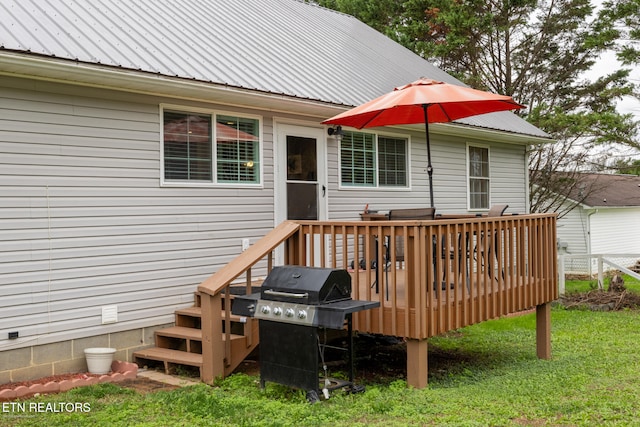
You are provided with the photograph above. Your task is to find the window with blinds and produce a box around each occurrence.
[378,136,407,186]
[216,115,259,183]
[163,109,260,184]
[468,145,490,209]
[340,131,408,188]
[340,131,376,186]
[163,111,212,181]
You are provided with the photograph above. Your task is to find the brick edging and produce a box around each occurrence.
[0,361,138,402]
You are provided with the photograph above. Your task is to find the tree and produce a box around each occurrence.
[315,0,640,214]
[612,158,640,174]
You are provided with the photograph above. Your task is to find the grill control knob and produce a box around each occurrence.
[273,307,283,316]
[297,310,307,319]
[285,308,295,318]
[261,306,271,315]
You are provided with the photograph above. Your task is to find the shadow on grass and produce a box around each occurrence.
[330,332,538,388]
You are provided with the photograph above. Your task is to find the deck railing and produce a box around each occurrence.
[197,213,558,387]
[286,213,558,340]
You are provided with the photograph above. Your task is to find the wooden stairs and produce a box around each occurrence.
[133,288,259,379]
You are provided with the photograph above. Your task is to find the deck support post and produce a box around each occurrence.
[406,338,428,388]
[536,302,551,360]
[200,293,224,384]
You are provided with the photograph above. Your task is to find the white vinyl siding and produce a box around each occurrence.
[555,204,590,255]
[0,78,275,349]
[329,130,527,219]
[590,208,640,254]
[0,76,531,353]
[555,205,640,274]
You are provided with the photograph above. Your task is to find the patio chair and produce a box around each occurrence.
[487,204,509,217]
[387,207,436,266]
[474,204,509,279]
[374,208,436,298]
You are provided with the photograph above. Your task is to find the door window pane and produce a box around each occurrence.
[287,136,317,181]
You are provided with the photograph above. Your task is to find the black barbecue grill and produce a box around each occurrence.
[232,265,379,402]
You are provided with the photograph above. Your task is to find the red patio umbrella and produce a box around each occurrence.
[322,78,525,207]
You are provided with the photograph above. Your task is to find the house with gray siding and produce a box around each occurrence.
[550,173,640,274]
[0,0,551,382]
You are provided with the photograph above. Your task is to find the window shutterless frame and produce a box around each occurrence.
[338,130,410,190]
[160,104,263,187]
[467,143,491,210]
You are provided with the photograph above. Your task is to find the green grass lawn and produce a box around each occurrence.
[565,273,640,294]
[3,282,640,426]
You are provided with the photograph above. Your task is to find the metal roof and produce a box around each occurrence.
[0,0,550,138]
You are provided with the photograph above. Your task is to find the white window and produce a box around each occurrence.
[162,108,260,184]
[468,145,490,209]
[340,131,408,187]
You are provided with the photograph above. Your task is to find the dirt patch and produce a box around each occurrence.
[559,289,640,311]
[117,376,180,393]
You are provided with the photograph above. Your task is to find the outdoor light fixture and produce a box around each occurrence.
[327,125,344,142]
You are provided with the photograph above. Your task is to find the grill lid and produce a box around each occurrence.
[260,266,351,305]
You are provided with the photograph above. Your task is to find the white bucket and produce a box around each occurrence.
[84,347,116,374]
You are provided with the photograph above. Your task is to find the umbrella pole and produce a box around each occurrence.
[422,104,434,208]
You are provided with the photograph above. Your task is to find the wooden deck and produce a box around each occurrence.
[196,214,558,388]
[350,268,551,337]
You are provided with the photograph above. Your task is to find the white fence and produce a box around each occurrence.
[558,254,640,294]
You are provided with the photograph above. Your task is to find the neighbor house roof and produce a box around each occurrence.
[0,0,550,139]
[562,173,640,208]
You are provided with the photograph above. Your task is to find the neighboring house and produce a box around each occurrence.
[551,173,640,273]
[0,0,551,381]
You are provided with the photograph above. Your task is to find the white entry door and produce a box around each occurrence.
[276,124,327,223]
[275,123,327,264]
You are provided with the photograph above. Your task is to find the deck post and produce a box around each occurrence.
[200,293,224,384]
[406,338,428,388]
[536,302,551,360]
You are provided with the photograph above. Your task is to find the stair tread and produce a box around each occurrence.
[133,348,203,366]
[175,306,246,321]
[156,326,245,342]
[176,306,202,317]
[157,326,202,340]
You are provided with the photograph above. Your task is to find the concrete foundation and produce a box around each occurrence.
[0,323,172,384]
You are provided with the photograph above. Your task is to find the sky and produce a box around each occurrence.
[588,49,640,118]
[586,0,640,161]
[588,0,640,118]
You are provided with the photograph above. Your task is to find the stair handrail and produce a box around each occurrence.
[197,220,301,297]
[197,220,301,383]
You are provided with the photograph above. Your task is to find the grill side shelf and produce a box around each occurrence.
[316,300,380,329]
[231,293,260,317]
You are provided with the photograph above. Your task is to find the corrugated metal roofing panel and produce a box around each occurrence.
[0,0,549,138]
